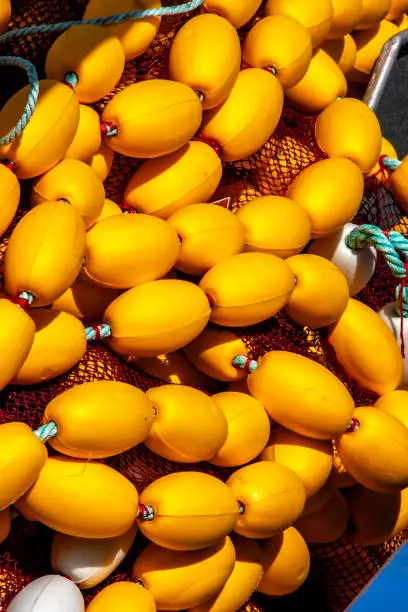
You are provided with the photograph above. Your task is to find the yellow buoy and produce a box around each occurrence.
[89,142,114,181]
[43,380,154,458]
[137,472,239,550]
[189,536,263,612]
[84,214,180,289]
[285,49,347,114]
[169,14,241,110]
[285,254,350,328]
[102,80,202,159]
[51,526,137,590]
[209,392,271,467]
[227,378,250,394]
[356,0,392,29]
[167,204,245,275]
[87,581,156,612]
[16,457,139,538]
[265,0,333,47]
[346,485,401,545]
[199,252,295,327]
[331,447,357,489]
[201,68,283,162]
[0,80,79,179]
[202,0,262,28]
[52,276,118,321]
[125,141,222,218]
[94,198,122,223]
[329,298,403,394]
[349,21,400,83]
[235,195,312,258]
[0,299,35,390]
[261,427,332,498]
[0,0,10,34]
[126,351,216,389]
[302,480,336,516]
[0,164,20,238]
[375,389,408,427]
[103,279,211,357]
[243,16,312,89]
[227,461,306,538]
[258,527,310,596]
[4,201,86,306]
[287,158,364,238]
[0,509,10,544]
[64,104,101,163]
[336,407,408,492]
[327,0,364,37]
[31,159,105,228]
[396,12,408,29]
[12,309,86,385]
[315,98,382,173]
[84,0,162,61]
[0,421,47,510]
[132,537,236,610]
[367,136,397,179]
[144,385,228,462]
[294,490,349,543]
[45,24,125,103]
[248,351,355,439]
[183,328,250,382]
[386,0,408,20]
[389,156,408,213]
[321,35,358,74]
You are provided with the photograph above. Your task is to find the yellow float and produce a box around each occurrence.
[321,35,358,75]
[127,351,216,389]
[389,156,408,213]
[0,0,10,34]
[213,179,262,212]
[265,0,333,47]
[347,485,401,545]
[248,351,355,439]
[144,385,228,462]
[199,252,295,327]
[132,537,236,610]
[356,0,392,28]
[302,480,336,516]
[209,391,270,467]
[125,141,222,218]
[0,164,20,238]
[89,141,114,181]
[367,136,397,180]
[169,13,241,110]
[16,457,139,538]
[294,490,349,543]
[375,389,408,426]
[64,104,101,163]
[137,472,239,550]
[227,461,306,538]
[202,0,262,28]
[386,0,408,20]
[350,20,400,83]
[0,299,36,390]
[52,275,118,321]
[167,203,245,276]
[87,581,156,612]
[327,0,364,37]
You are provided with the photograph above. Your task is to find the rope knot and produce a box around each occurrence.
[33,421,58,442]
[232,355,258,373]
[137,504,155,521]
[85,323,112,342]
[9,291,35,310]
[346,418,360,433]
[263,65,277,76]
[100,121,118,138]
[63,71,79,90]
[191,135,222,157]
[1,159,16,173]
[121,203,137,214]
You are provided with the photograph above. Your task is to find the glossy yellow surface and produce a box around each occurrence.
[0,80,79,179]
[84,213,179,289]
[189,536,263,612]
[327,0,363,37]
[258,527,310,596]
[168,203,244,275]
[130,351,216,388]
[87,581,156,612]
[294,490,349,543]
[169,14,241,110]
[386,0,408,20]
[0,421,47,510]
[132,538,236,610]
[262,428,332,498]
[64,104,101,163]
[0,0,10,34]
[102,80,202,158]
[31,159,105,227]
[201,69,283,162]
[16,457,139,538]
[4,201,86,306]
[125,141,222,218]
[321,35,358,74]
[183,328,249,382]
[45,24,125,103]
[337,407,408,492]
[389,156,408,213]
[287,158,364,238]
[285,49,347,113]
[199,252,295,327]
[248,351,355,439]
[315,98,382,173]
[302,480,335,516]
[89,142,114,181]
[84,0,162,60]
[0,164,20,238]
[265,0,333,46]
[356,0,392,28]
[144,385,228,462]
[0,299,35,390]
[209,392,270,467]
[44,380,154,458]
[329,298,403,394]
[227,461,306,538]
[367,136,397,179]
[138,472,239,550]
[52,275,118,321]
[285,254,350,328]
[236,195,311,258]
[104,280,211,357]
[202,0,262,27]
[243,16,312,89]
[375,389,408,427]
[350,20,399,83]
[13,309,86,385]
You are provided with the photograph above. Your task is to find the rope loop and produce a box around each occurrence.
[85,323,112,342]
[34,421,58,442]
[346,224,406,279]
[382,157,401,171]
[232,355,258,373]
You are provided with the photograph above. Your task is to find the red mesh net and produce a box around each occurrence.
[1,1,408,611]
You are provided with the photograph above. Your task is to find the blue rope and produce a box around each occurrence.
[85,323,112,342]
[34,421,58,442]
[382,157,401,171]
[232,355,259,373]
[0,0,204,145]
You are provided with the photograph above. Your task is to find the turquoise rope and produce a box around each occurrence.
[232,355,258,373]
[34,421,58,442]
[85,323,112,342]
[0,0,204,145]
[382,157,401,171]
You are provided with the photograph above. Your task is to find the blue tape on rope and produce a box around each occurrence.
[0,0,204,146]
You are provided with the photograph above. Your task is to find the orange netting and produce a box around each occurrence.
[1,1,408,610]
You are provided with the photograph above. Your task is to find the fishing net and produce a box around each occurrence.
[1,0,408,610]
